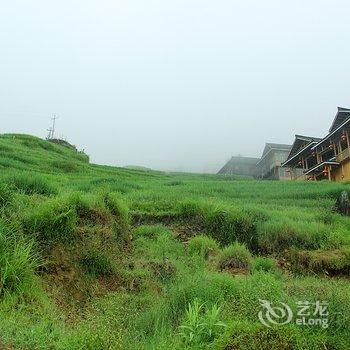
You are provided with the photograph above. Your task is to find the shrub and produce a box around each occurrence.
[252,257,277,273]
[104,193,130,239]
[80,249,114,277]
[257,218,328,253]
[0,221,39,295]
[216,318,299,350]
[6,173,57,196]
[69,193,110,224]
[133,225,172,240]
[217,242,253,271]
[177,202,262,250]
[179,300,226,346]
[104,193,129,225]
[288,248,350,276]
[22,197,77,243]
[204,206,258,250]
[177,200,205,220]
[188,235,219,259]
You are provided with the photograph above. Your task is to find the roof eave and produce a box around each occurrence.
[312,116,350,150]
[282,141,318,167]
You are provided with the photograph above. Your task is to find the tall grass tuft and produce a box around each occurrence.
[257,218,328,253]
[188,235,219,259]
[0,221,40,296]
[179,300,226,346]
[104,193,130,240]
[80,249,114,278]
[6,173,58,196]
[22,196,77,243]
[217,242,253,271]
[0,183,14,208]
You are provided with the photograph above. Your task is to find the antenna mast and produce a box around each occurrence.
[47,115,59,139]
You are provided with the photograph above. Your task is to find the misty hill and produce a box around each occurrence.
[0,134,349,349]
[0,134,89,172]
[124,165,155,172]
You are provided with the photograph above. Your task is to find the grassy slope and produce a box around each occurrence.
[0,134,350,349]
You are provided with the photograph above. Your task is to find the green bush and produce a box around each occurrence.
[133,225,172,240]
[178,202,260,249]
[217,242,253,271]
[177,200,205,220]
[69,193,110,224]
[215,318,300,350]
[188,235,219,259]
[104,193,130,239]
[0,221,39,295]
[179,300,226,346]
[6,173,57,196]
[252,257,277,273]
[204,206,258,250]
[257,218,328,253]
[80,249,114,278]
[22,197,77,242]
[289,248,350,276]
[104,193,129,224]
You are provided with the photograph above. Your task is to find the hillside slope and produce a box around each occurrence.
[0,134,350,349]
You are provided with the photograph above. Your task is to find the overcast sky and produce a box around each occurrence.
[1,1,350,172]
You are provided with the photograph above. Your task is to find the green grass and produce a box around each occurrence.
[188,235,220,259]
[0,220,39,296]
[217,242,253,271]
[80,249,114,278]
[0,133,350,349]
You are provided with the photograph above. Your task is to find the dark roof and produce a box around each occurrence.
[265,143,292,150]
[218,156,260,174]
[313,115,350,149]
[257,143,291,165]
[261,143,291,158]
[287,134,322,159]
[329,107,350,132]
[226,156,260,164]
[294,134,322,142]
[283,141,319,167]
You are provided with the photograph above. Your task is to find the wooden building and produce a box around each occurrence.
[283,107,350,182]
[256,143,292,180]
[218,156,259,177]
[282,135,321,180]
[306,107,350,181]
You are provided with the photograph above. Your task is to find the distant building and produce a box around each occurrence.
[286,107,350,182]
[218,156,260,177]
[282,135,322,180]
[256,143,291,180]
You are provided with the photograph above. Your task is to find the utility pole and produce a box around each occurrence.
[47,127,53,140]
[51,114,58,139]
[47,115,59,139]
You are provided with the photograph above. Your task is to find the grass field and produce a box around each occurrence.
[0,133,349,349]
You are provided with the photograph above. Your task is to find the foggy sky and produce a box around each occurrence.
[1,1,350,173]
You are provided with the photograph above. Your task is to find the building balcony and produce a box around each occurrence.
[336,147,350,163]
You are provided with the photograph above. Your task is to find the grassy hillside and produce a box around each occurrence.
[0,134,350,349]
